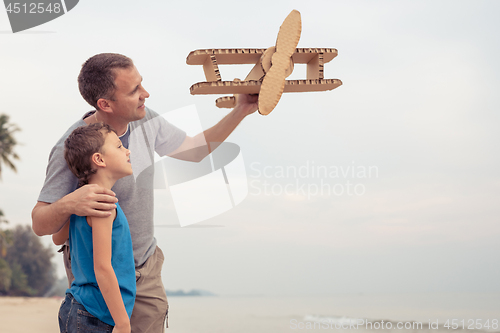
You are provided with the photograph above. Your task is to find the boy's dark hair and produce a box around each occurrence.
[78,53,134,110]
[64,122,116,187]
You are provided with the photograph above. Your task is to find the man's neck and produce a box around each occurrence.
[104,119,128,136]
[84,110,129,136]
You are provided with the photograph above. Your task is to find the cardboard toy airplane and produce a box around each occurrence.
[186,9,342,115]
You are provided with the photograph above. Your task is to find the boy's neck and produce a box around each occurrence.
[88,172,118,190]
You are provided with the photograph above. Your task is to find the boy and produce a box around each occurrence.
[53,122,135,333]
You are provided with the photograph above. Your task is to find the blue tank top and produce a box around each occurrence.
[68,203,136,326]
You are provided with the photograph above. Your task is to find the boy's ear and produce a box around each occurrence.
[92,152,106,168]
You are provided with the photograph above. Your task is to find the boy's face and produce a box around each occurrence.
[101,131,132,179]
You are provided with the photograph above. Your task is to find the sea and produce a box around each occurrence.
[165,293,500,333]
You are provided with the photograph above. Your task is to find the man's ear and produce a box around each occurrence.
[96,98,113,113]
[92,152,106,168]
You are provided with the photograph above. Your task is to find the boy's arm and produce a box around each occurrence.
[90,214,131,332]
[52,219,70,246]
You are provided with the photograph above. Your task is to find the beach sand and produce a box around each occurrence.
[2,293,499,333]
[0,296,62,333]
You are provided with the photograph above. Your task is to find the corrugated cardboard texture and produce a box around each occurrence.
[187,10,342,114]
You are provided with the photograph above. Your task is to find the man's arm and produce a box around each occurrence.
[168,94,258,162]
[90,214,131,333]
[31,184,118,236]
[52,219,70,246]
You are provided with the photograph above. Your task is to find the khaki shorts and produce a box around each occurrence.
[61,244,169,332]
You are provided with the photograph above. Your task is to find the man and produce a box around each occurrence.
[31,53,258,332]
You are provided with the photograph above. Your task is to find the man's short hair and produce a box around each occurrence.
[78,53,134,110]
[64,122,117,187]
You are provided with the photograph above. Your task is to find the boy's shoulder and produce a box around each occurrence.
[70,204,122,227]
[69,213,116,236]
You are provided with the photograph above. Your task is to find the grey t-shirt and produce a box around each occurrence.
[38,107,186,266]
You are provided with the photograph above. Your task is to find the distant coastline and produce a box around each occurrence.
[166,289,216,297]
[44,278,218,298]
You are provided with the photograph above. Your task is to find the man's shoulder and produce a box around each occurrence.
[52,113,90,147]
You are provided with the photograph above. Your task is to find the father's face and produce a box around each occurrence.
[108,65,149,122]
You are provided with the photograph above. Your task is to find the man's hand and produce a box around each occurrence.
[234,93,259,116]
[32,184,117,236]
[69,184,118,218]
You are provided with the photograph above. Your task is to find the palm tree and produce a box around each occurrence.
[0,210,6,224]
[0,114,20,179]
[0,209,9,258]
[0,114,19,259]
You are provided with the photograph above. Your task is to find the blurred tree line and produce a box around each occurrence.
[0,114,56,296]
[0,223,55,296]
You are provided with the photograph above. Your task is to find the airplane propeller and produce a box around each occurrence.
[258,10,302,115]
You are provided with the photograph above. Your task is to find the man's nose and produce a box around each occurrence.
[140,86,150,99]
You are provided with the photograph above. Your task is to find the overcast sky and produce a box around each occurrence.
[0,0,499,296]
